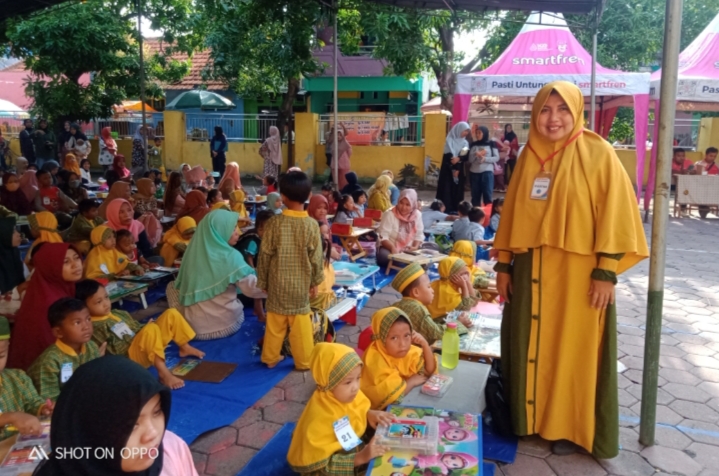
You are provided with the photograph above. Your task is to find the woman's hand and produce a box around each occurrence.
[589,279,615,309]
[450,156,460,165]
[496,272,513,303]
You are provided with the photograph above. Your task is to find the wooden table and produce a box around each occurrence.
[431,301,502,363]
[106,281,150,309]
[332,227,374,262]
[386,250,446,275]
[404,358,491,415]
[674,175,719,217]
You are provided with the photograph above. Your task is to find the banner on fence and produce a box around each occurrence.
[330,113,386,145]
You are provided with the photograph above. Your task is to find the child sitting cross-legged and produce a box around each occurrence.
[28,298,105,402]
[76,279,204,390]
[159,216,197,267]
[0,317,54,441]
[84,225,145,279]
[426,257,479,320]
[360,307,437,410]
[287,343,393,474]
[390,263,472,346]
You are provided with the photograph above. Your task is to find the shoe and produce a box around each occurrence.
[551,440,578,456]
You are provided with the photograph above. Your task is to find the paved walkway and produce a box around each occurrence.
[186,196,719,476]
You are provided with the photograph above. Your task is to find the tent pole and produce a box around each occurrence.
[589,13,597,131]
[332,0,339,186]
[639,0,683,447]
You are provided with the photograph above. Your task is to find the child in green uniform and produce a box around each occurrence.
[76,279,203,390]
[28,298,104,402]
[0,317,53,440]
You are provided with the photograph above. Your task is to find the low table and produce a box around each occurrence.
[332,261,380,289]
[333,227,374,262]
[106,281,150,309]
[386,250,445,275]
[403,358,491,415]
[245,198,267,216]
[431,301,502,363]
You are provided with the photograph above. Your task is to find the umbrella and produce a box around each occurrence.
[165,90,235,110]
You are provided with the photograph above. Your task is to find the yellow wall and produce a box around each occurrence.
[698,117,719,154]
[314,144,426,182]
[424,114,447,171]
[295,113,317,177]
[615,148,703,186]
[180,141,288,175]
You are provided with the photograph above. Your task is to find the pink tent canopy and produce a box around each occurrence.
[452,12,650,189]
[644,13,719,210]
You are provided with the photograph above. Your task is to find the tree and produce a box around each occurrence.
[4,0,200,127]
[201,0,326,132]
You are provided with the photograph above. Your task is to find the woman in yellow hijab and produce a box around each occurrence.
[228,189,248,218]
[493,82,648,458]
[288,343,391,474]
[159,216,196,266]
[426,256,478,319]
[26,211,63,264]
[360,307,436,410]
[367,175,392,212]
[84,225,140,279]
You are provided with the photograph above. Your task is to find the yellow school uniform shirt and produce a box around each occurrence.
[159,216,196,267]
[426,256,478,319]
[84,225,132,279]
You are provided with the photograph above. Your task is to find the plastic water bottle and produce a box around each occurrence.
[441,322,460,369]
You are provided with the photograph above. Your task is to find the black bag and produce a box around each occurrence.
[484,359,513,438]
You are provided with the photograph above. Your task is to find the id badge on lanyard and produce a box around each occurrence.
[527,130,583,201]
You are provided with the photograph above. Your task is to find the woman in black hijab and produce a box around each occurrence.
[501,123,520,184]
[209,126,228,178]
[0,217,25,294]
[34,356,197,476]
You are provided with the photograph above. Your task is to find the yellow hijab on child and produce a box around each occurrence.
[360,307,432,410]
[426,256,467,319]
[450,240,486,279]
[84,225,130,279]
[229,190,248,218]
[287,343,370,473]
[494,81,648,273]
[159,216,196,267]
[29,211,63,245]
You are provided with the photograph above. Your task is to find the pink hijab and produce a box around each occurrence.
[307,195,329,226]
[106,199,145,242]
[18,170,38,202]
[183,165,206,188]
[264,127,283,165]
[218,162,241,191]
[392,189,419,251]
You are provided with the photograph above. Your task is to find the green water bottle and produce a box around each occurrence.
[442,322,460,369]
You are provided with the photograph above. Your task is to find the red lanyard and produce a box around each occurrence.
[527,130,584,172]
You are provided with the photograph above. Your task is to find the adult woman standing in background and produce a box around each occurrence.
[210,126,228,178]
[435,122,471,213]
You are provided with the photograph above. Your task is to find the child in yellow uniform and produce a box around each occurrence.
[426,256,478,319]
[310,238,336,311]
[28,298,103,402]
[287,343,393,475]
[360,307,437,410]
[83,225,144,279]
[159,216,196,266]
[76,279,204,390]
[0,317,54,441]
[229,190,248,218]
[257,171,324,370]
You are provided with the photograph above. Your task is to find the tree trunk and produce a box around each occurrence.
[436,24,457,113]
[276,77,299,168]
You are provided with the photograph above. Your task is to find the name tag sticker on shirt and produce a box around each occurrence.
[111,321,135,339]
[60,362,73,384]
[333,416,362,451]
[42,196,51,205]
[530,173,552,201]
[100,264,110,275]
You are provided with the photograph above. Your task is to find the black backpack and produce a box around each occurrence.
[484,359,513,437]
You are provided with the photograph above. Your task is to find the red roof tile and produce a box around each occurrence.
[143,39,228,91]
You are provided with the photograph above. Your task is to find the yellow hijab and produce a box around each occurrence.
[288,343,369,472]
[367,175,392,212]
[160,216,196,267]
[450,240,486,279]
[494,81,648,274]
[84,225,129,279]
[29,211,63,244]
[427,256,468,319]
[211,201,231,211]
[64,154,81,176]
[360,307,428,410]
[229,190,248,218]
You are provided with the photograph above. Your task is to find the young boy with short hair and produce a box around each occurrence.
[0,317,54,441]
[76,279,203,390]
[390,263,472,345]
[64,199,105,248]
[257,171,324,370]
[116,229,155,270]
[34,169,77,214]
[28,298,104,402]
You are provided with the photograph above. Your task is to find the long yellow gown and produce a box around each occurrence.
[493,82,648,458]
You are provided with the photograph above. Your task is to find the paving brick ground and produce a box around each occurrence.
[187,190,719,476]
